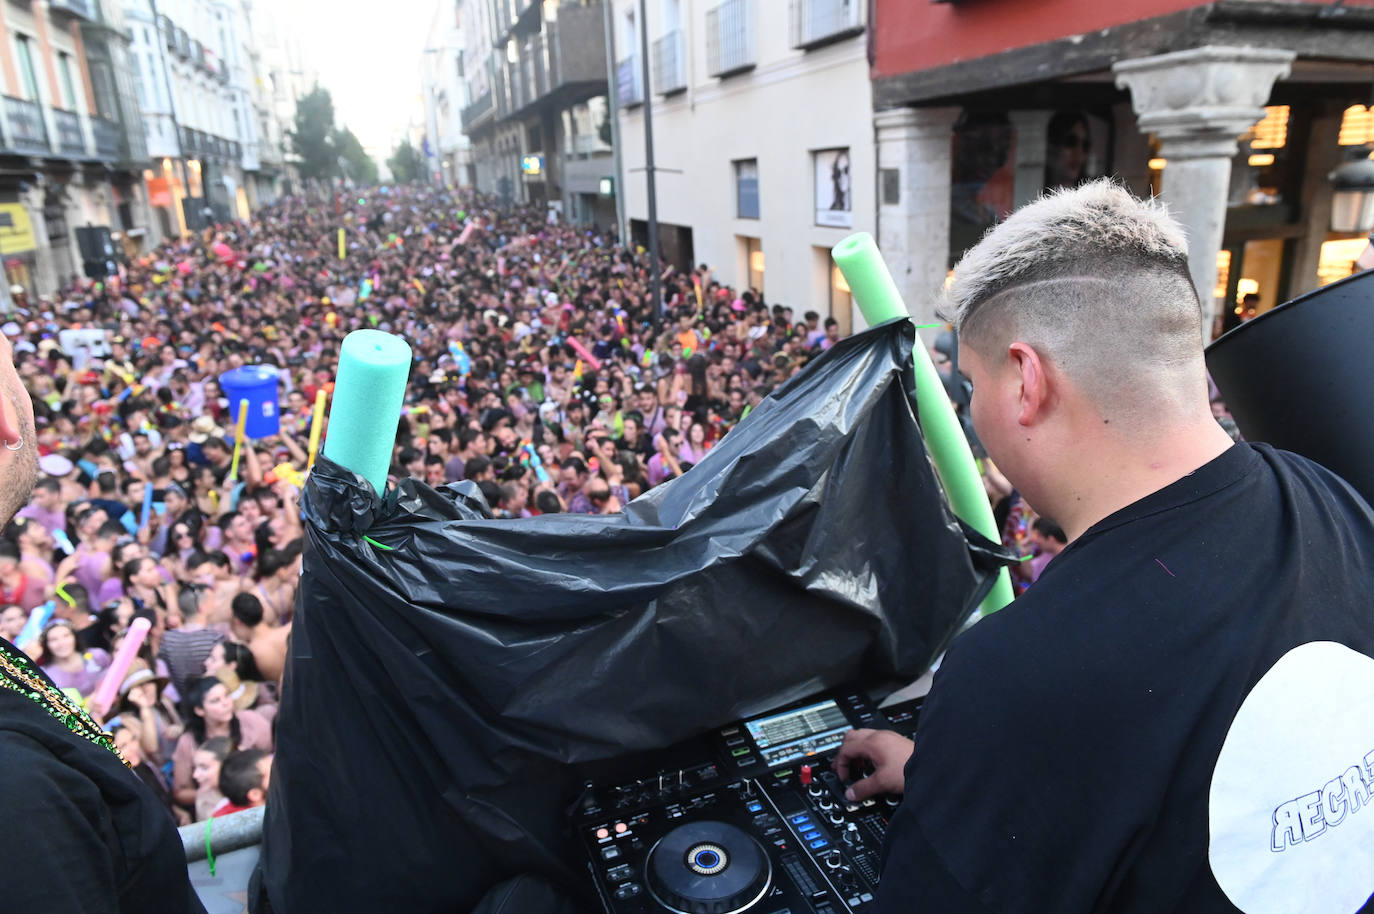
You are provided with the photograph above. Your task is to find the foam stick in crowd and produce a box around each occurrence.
[567,336,602,371]
[306,388,327,472]
[139,480,154,530]
[448,341,471,376]
[15,601,56,652]
[322,329,413,495]
[88,615,151,717]
[337,228,346,261]
[457,223,476,245]
[228,398,249,483]
[522,442,550,483]
[831,232,1015,616]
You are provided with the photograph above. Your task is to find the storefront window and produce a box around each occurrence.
[1338,105,1374,147]
[1317,238,1369,287]
[1214,250,1232,303]
[950,112,1013,264]
[1232,106,1290,208]
[949,108,1111,264]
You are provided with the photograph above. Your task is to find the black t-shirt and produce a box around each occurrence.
[74,617,106,654]
[878,444,1374,913]
[0,644,206,914]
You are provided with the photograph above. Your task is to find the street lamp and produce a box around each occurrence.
[1329,154,1374,234]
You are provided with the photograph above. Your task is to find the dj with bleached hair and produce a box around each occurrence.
[837,181,1374,914]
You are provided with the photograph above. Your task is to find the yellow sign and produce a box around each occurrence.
[0,204,36,255]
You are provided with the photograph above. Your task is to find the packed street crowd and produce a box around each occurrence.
[1,185,1068,828]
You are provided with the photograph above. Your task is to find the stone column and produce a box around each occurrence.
[874,106,960,332]
[1114,46,1295,336]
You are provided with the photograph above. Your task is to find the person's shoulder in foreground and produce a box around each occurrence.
[873,180,1374,914]
[0,681,207,913]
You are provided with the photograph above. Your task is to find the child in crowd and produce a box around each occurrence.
[215,748,273,818]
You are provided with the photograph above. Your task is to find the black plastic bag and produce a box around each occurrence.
[260,319,1003,913]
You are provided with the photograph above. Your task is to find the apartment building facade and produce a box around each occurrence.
[124,0,285,237]
[0,0,158,298]
[459,0,617,228]
[612,0,873,332]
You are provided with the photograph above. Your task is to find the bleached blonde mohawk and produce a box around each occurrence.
[943,179,1192,331]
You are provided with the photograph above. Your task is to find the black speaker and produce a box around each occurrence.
[75,225,114,262]
[181,197,207,232]
[1206,268,1374,505]
[81,258,117,280]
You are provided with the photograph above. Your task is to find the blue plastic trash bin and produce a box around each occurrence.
[219,366,280,438]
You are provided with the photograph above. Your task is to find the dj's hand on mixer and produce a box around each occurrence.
[833,729,914,802]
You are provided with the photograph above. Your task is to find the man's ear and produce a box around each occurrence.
[247,786,265,806]
[1008,342,1050,428]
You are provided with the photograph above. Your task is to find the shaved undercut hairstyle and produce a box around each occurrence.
[943,180,1206,421]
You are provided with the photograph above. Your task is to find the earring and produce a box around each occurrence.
[4,438,20,451]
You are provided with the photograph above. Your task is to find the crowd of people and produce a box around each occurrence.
[0,184,1070,830]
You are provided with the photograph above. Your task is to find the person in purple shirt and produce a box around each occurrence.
[445,428,486,483]
[647,428,685,487]
[1026,517,1067,584]
[95,540,147,607]
[16,477,64,534]
[38,619,110,697]
[68,519,122,599]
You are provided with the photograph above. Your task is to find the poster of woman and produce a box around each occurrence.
[815,149,852,228]
[1045,110,1104,190]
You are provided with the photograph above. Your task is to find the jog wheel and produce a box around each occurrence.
[645,820,772,914]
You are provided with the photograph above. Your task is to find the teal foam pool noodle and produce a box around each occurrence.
[832,232,1014,615]
[322,329,413,496]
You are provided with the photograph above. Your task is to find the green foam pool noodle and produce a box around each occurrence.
[323,329,412,495]
[832,232,1014,615]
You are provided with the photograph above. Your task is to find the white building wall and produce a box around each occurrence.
[615,0,871,329]
[421,0,470,185]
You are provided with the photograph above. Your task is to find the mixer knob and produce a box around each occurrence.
[823,850,843,870]
[842,824,858,845]
[800,764,813,786]
[829,811,846,827]
[817,797,834,811]
[884,795,900,808]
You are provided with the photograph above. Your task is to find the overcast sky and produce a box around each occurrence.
[292,0,438,154]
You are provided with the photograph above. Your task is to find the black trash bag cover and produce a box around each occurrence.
[261,319,1000,913]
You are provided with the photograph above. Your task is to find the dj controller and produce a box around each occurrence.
[570,689,921,914]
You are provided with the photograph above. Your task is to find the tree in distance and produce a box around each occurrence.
[387,139,424,184]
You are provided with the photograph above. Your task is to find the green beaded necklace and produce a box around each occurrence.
[0,641,128,767]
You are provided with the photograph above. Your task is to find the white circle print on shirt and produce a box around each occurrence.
[1209,641,1374,914]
